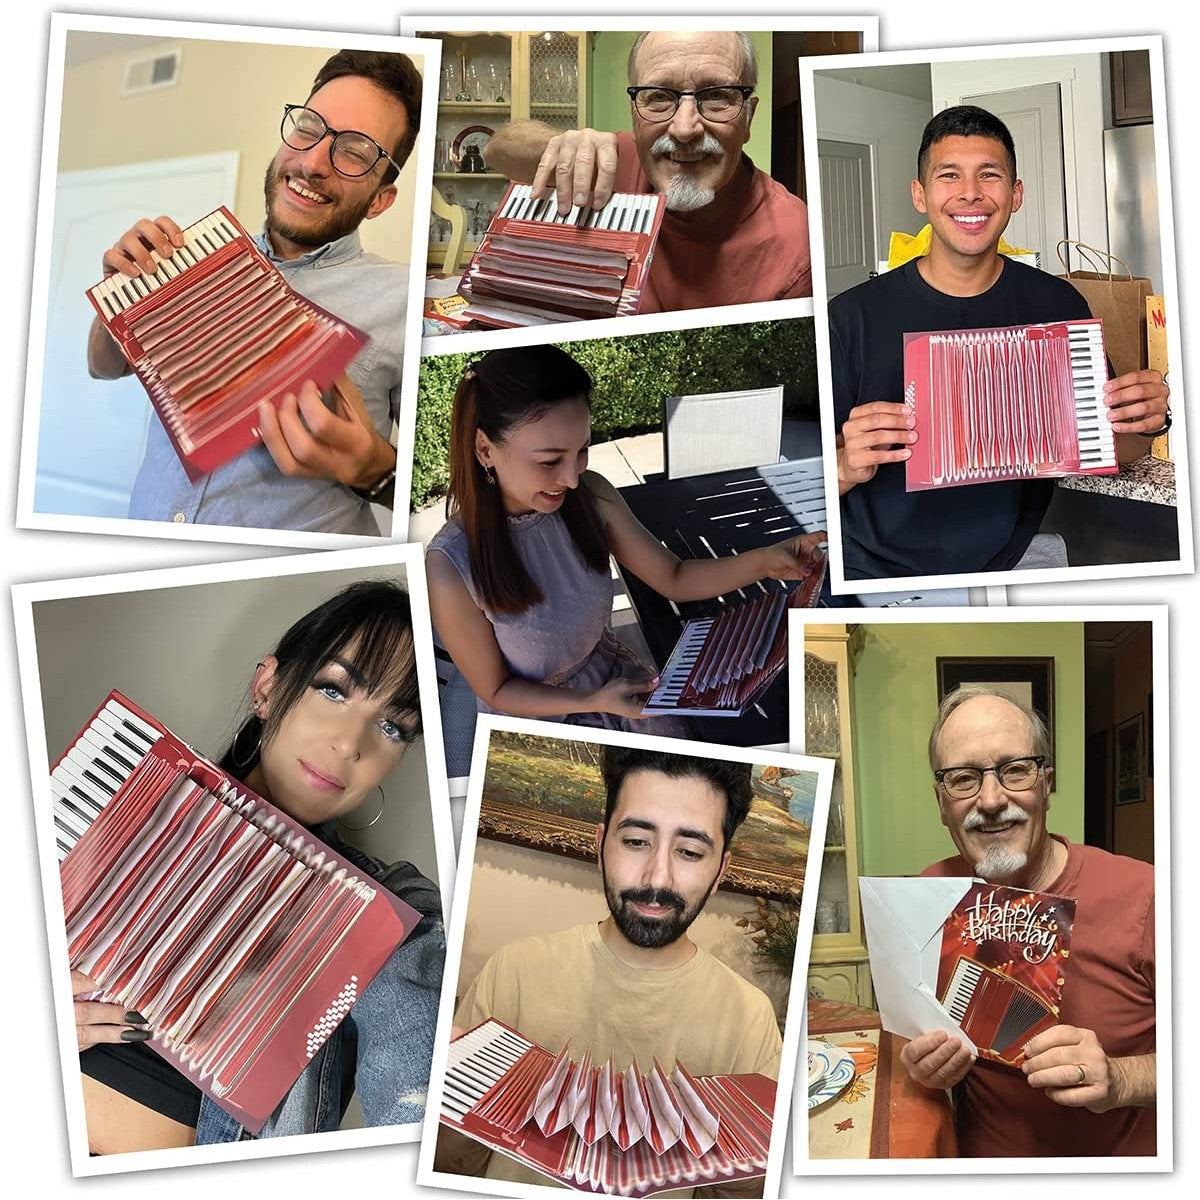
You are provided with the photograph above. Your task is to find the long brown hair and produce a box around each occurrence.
[447,346,611,614]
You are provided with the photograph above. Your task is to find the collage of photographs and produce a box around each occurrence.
[1,2,1190,1199]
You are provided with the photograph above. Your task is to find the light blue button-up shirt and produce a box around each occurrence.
[127,227,408,535]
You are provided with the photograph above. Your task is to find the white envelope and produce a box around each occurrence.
[858,876,980,1055]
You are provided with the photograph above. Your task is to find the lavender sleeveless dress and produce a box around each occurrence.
[429,513,690,736]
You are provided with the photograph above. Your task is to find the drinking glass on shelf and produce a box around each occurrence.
[465,63,482,102]
[441,65,456,102]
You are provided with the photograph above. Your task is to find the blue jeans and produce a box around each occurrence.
[194,914,445,1142]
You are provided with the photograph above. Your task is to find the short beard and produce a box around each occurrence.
[649,132,723,213]
[263,159,376,250]
[974,844,1028,882]
[962,801,1030,882]
[663,175,717,213]
[600,855,720,949]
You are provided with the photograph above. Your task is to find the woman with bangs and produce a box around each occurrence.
[427,345,827,732]
[72,580,445,1153]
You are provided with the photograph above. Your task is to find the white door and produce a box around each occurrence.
[32,153,238,517]
[963,84,1066,266]
[817,139,876,298]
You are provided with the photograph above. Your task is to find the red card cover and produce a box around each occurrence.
[935,881,1076,1067]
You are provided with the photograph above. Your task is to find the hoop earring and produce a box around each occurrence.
[230,718,262,771]
[338,786,386,832]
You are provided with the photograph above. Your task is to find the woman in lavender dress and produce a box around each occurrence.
[427,346,825,733]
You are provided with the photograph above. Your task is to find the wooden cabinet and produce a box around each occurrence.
[1110,50,1153,127]
[423,31,589,270]
[803,625,873,1008]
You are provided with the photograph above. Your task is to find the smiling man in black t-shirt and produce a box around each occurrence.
[830,106,1170,582]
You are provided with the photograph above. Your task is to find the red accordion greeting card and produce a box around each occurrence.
[55,690,420,1132]
[903,318,1116,491]
[441,1019,774,1196]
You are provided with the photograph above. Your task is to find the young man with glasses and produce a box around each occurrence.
[87,49,421,534]
[905,685,1156,1157]
[484,30,811,312]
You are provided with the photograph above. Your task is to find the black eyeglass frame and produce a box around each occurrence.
[933,755,1047,799]
[625,85,755,123]
[280,103,401,179]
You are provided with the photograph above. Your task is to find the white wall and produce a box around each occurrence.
[814,72,932,259]
[931,54,1110,260]
[32,564,440,884]
[453,838,793,1019]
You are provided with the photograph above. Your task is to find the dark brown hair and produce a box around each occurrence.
[310,49,423,184]
[917,104,1016,182]
[447,346,611,615]
[601,746,753,853]
[219,580,420,781]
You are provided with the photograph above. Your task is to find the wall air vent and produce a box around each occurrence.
[122,48,181,96]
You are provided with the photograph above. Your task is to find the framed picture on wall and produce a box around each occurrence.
[935,656,1056,790]
[476,728,820,899]
[1115,712,1146,805]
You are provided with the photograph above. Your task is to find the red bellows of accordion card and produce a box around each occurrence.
[86,208,367,481]
[903,318,1117,491]
[936,882,1076,1067]
[55,691,419,1132]
[442,1019,774,1197]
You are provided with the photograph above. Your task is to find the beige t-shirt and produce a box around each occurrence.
[453,921,782,1192]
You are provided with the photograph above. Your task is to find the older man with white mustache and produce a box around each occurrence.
[484,30,811,313]
[903,685,1157,1158]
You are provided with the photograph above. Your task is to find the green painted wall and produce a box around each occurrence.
[587,31,773,175]
[850,622,1085,878]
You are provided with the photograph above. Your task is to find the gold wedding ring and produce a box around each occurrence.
[1074,1062,1087,1086]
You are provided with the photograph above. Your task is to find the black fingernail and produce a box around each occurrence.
[121,1028,151,1042]
[124,1010,148,1025]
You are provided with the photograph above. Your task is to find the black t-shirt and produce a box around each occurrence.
[831,257,1094,580]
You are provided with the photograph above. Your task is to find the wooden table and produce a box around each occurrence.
[617,459,828,746]
[806,996,957,1160]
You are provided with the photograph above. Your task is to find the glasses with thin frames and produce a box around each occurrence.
[280,104,399,178]
[934,756,1046,800]
[625,85,754,123]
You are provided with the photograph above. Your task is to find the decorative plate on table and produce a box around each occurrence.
[807,1039,855,1110]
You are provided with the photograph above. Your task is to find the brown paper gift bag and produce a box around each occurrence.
[1056,241,1152,377]
[1146,294,1171,461]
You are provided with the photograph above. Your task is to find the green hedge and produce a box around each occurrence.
[410,317,816,509]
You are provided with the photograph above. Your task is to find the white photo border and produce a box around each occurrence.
[796,36,1192,595]
[786,604,1173,1174]
[416,712,835,1199]
[16,12,441,552]
[12,540,457,1176]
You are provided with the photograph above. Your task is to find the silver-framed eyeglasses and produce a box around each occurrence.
[626,85,754,123]
[934,756,1046,800]
[280,104,399,178]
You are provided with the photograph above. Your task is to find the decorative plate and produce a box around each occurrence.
[807,1040,856,1110]
[451,124,495,168]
